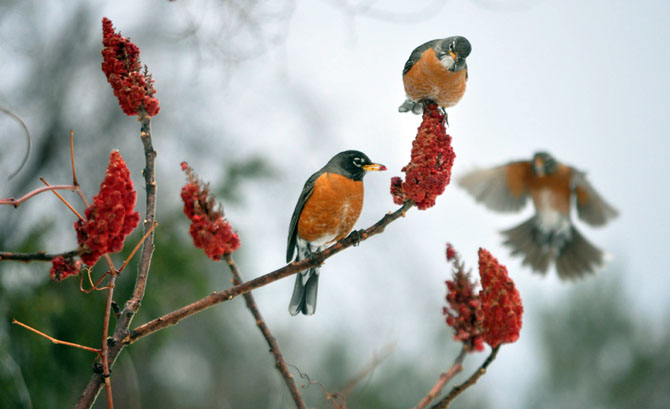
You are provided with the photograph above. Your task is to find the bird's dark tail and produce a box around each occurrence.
[288,268,319,316]
[555,226,603,279]
[502,216,603,279]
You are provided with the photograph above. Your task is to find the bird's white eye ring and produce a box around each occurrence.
[353,157,362,167]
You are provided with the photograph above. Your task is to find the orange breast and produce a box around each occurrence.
[403,48,467,108]
[297,173,364,244]
[528,165,573,214]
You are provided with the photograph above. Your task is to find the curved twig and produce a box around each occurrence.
[0,107,31,180]
[0,185,78,208]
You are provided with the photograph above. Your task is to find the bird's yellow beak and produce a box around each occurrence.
[363,163,387,172]
[450,50,457,61]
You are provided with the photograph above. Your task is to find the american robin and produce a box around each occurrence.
[399,36,471,115]
[287,150,386,315]
[459,152,618,279]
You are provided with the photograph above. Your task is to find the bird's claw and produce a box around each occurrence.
[348,229,364,247]
[307,251,319,265]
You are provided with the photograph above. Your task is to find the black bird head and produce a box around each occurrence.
[448,36,471,59]
[531,152,558,176]
[325,150,386,181]
[436,36,471,71]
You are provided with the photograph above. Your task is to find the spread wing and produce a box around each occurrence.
[458,161,531,212]
[402,39,441,75]
[571,169,618,226]
[286,170,322,262]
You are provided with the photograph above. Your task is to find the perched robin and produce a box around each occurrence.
[287,150,386,316]
[399,36,471,115]
[459,152,618,279]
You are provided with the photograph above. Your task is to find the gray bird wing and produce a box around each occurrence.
[286,170,323,262]
[402,39,442,75]
[571,169,619,226]
[458,161,531,213]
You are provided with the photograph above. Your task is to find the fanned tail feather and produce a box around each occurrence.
[502,217,603,279]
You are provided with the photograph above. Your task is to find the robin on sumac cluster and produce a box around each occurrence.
[459,152,618,279]
[287,150,386,316]
[399,36,471,115]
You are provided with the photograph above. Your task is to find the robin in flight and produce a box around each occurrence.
[399,36,471,116]
[459,152,618,279]
[287,150,386,315]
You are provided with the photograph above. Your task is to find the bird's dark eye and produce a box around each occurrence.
[449,42,455,51]
[353,157,362,167]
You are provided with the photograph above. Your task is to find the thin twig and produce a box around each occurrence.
[340,343,395,398]
[125,200,414,345]
[93,253,120,409]
[117,222,157,274]
[80,269,111,293]
[223,253,306,409]
[430,345,501,409]
[12,319,101,355]
[100,272,117,409]
[40,178,84,220]
[414,346,467,409]
[76,113,158,408]
[0,185,78,207]
[291,364,348,409]
[70,130,79,186]
[0,249,82,263]
[0,106,31,180]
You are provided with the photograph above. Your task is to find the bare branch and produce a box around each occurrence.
[291,364,348,409]
[430,345,501,409]
[40,177,85,220]
[414,346,466,409]
[12,319,101,355]
[0,106,31,180]
[340,343,395,398]
[100,272,117,409]
[117,222,157,274]
[0,185,78,207]
[70,130,79,186]
[0,248,82,263]
[223,253,306,409]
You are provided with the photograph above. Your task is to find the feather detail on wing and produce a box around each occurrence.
[402,39,442,75]
[458,161,531,213]
[286,171,321,262]
[571,169,618,226]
